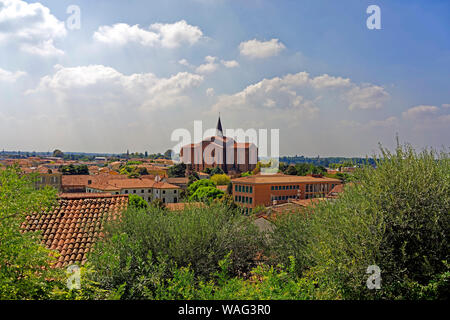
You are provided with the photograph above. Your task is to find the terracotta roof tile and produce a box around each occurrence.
[23,193,128,268]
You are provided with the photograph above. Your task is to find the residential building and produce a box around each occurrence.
[86,177,181,204]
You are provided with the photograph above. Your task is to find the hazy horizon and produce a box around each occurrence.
[1,0,449,157]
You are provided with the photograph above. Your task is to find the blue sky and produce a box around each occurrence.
[0,0,449,156]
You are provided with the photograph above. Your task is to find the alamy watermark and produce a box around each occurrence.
[366,5,381,30]
[66,5,81,30]
[66,264,81,290]
[366,265,381,290]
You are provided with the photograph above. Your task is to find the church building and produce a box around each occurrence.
[180,117,258,174]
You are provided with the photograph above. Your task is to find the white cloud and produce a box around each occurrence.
[0,0,66,56]
[206,88,215,96]
[195,55,219,74]
[442,104,450,109]
[93,20,203,49]
[368,116,398,127]
[402,105,439,120]
[221,59,239,68]
[212,71,390,117]
[344,84,390,110]
[310,74,351,89]
[29,64,204,111]
[211,72,321,120]
[178,59,193,68]
[0,67,26,82]
[239,38,285,59]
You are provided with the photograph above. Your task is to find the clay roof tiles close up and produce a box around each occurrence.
[22,193,128,268]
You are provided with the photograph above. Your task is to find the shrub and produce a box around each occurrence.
[88,203,265,299]
[271,144,450,299]
[211,174,231,186]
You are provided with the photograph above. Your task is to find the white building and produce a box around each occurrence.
[86,177,180,204]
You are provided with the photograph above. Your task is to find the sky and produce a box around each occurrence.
[0,0,449,157]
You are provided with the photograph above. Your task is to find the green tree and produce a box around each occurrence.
[189,186,224,202]
[210,174,231,186]
[187,179,216,196]
[129,194,149,210]
[168,163,186,178]
[0,166,60,299]
[286,165,298,175]
[53,149,64,158]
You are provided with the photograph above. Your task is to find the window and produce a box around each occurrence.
[235,185,238,192]
[271,186,274,190]
[174,190,177,194]
[133,190,136,194]
[141,190,144,193]
[249,198,253,204]
[249,186,253,193]
[163,190,166,194]
[245,186,249,193]
[174,198,178,203]
[125,190,128,194]
[238,185,242,192]
[162,198,166,203]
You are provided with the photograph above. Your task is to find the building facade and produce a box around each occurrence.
[180,117,258,174]
[231,174,342,212]
[86,178,180,204]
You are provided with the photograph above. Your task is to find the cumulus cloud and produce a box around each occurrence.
[0,67,26,82]
[344,85,390,110]
[402,105,439,120]
[212,71,390,117]
[0,0,66,56]
[28,64,204,111]
[178,59,193,67]
[206,88,215,96]
[195,56,219,74]
[93,20,203,48]
[239,38,285,59]
[221,59,239,68]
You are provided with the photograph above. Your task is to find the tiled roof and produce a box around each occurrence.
[89,178,181,191]
[22,193,128,268]
[164,177,189,184]
[165,202,205,211]
[62,174,128,187]
[232,173,341,184]
[326,184,345,199]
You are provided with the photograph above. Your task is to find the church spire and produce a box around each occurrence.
[216,114,223,137]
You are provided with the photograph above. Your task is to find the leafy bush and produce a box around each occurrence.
[187,179,216,195]
[189,186,224,202]
[0,166,61,299]
[271,144,450,299]
[210,174,231,186]
[88,203,265,299]
[128,194,149,210]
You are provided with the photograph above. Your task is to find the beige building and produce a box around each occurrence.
[86,177,180,204]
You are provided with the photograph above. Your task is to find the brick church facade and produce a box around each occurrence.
[180,117,258,174]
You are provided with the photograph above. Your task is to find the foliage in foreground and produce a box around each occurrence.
[87,203,265,299]
[0,166,59,299]
[271,144,449,299]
